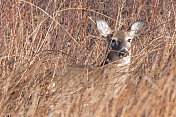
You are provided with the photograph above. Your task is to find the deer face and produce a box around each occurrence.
[96,19,143,65]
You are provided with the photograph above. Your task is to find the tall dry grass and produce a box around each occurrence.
[0,0,176,117]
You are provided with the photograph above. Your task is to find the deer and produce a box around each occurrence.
[96,19,144,67]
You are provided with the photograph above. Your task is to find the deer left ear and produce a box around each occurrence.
[129,20,144,38]
[96,19,112,37]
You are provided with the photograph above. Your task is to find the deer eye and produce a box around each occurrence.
[127,39,131,42]
[111,39,116,47]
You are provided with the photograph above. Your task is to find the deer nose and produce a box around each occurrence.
[117,49,129,57]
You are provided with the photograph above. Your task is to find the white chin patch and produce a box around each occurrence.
[118,56,130,66]
[119,54,123,58]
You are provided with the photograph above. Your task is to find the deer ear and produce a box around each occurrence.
[129,20,144,38]
[96,19,112,37]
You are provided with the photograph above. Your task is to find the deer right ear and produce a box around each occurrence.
[129,20,144,38]
[96,19,112,37]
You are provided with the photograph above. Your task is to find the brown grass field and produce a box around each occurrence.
[0,0,176,117]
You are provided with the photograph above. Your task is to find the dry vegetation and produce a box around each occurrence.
[0,0,176,117]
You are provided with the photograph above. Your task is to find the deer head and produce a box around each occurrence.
[96,19,144,66]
